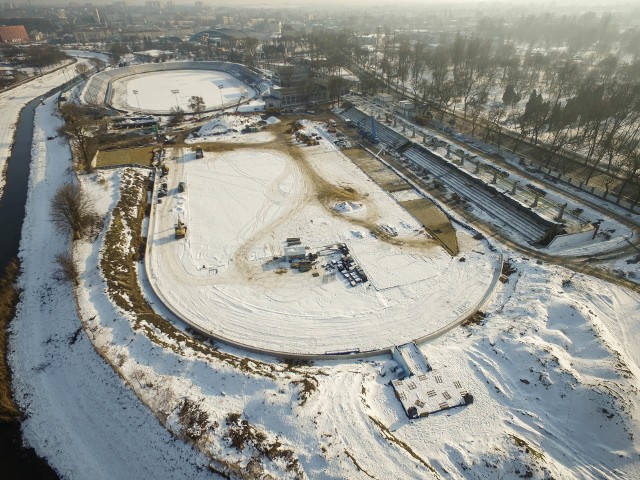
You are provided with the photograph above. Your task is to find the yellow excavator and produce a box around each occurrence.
[174,218,187,238]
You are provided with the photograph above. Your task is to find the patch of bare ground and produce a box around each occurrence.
[344,450,377,479]
[368,415,441,478]
[462,310,487,328]
[291,376,319,406]
[399,198,459,255]
[0,259,20,422]
[223,413,304,479]
[508,434,546,463]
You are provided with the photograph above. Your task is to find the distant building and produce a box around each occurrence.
[0,25,29,43]
[133,49,175,63]
[74,28,115,43]
[395,100,416,117]
[270,84,328,108]
[374,93,393,105]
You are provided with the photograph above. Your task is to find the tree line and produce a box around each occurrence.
[293,25,640,202]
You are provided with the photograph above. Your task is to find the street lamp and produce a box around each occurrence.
[171,89,180,110]
[132,89,141,110]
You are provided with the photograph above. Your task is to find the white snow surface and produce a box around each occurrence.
[9,95,211,480]
[109,70,254,113]
[7,85,640,479]
[147,134,500,354]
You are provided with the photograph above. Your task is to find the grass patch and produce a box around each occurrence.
[291,376,318,406]
[509,434,546,462]
[462,310,487,327]
[177,398,212,443]
[344,450,376,479]
[224,413,303,477]
[0,259,22,422]
[96,146,154,168]
[368,415,440,477]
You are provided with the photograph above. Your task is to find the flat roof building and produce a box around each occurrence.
[391,342,473,419]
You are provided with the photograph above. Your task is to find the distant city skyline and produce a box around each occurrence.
[17,0,634,8]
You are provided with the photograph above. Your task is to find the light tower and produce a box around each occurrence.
[171,89,180,110]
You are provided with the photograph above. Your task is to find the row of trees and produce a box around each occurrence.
[0,44,69,72]
[252,24,639,200]
[316,27,640,199]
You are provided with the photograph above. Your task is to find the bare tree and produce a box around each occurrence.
[75,62,91,79]
[58,104,99,172]
[54,251,79,285]
[168,106,185,127]
[188,95,205,119]
[50,183,99,241]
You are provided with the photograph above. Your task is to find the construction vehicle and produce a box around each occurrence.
[235,95,246,113]
[415,108,433,126]
[174,218,187,238]
[356,117,379,144]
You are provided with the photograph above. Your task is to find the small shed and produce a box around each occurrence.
[374,93,393,104]
[396,100,416,116]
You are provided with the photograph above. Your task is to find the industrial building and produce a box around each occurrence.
[0,25,29,43]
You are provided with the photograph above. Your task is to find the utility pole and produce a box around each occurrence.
[171,89,180,110]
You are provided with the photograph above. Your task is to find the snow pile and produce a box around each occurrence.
[266,116,280,125]
[196,116,230,137]
[333,201,365,214]
[186,114,274,144]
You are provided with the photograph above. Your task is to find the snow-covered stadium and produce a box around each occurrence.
[82,61,270,114]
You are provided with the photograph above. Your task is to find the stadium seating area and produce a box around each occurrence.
[82,61,264,108]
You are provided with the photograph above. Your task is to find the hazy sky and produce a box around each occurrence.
[25,0,498,5]
[22,0,632,9]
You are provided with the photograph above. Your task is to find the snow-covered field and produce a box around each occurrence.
[7,65,640,479]
[10,96,211,480]
[147,128,500,354]
[109,70,253,113]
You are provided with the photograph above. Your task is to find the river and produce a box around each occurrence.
[0,92,63,480]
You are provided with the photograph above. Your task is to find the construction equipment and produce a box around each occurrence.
[235,95,246,113]
[415,108,433,126]
[174,218,187,238]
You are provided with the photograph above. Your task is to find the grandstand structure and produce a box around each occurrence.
[82,61,265,114]
[340,106,590,245]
